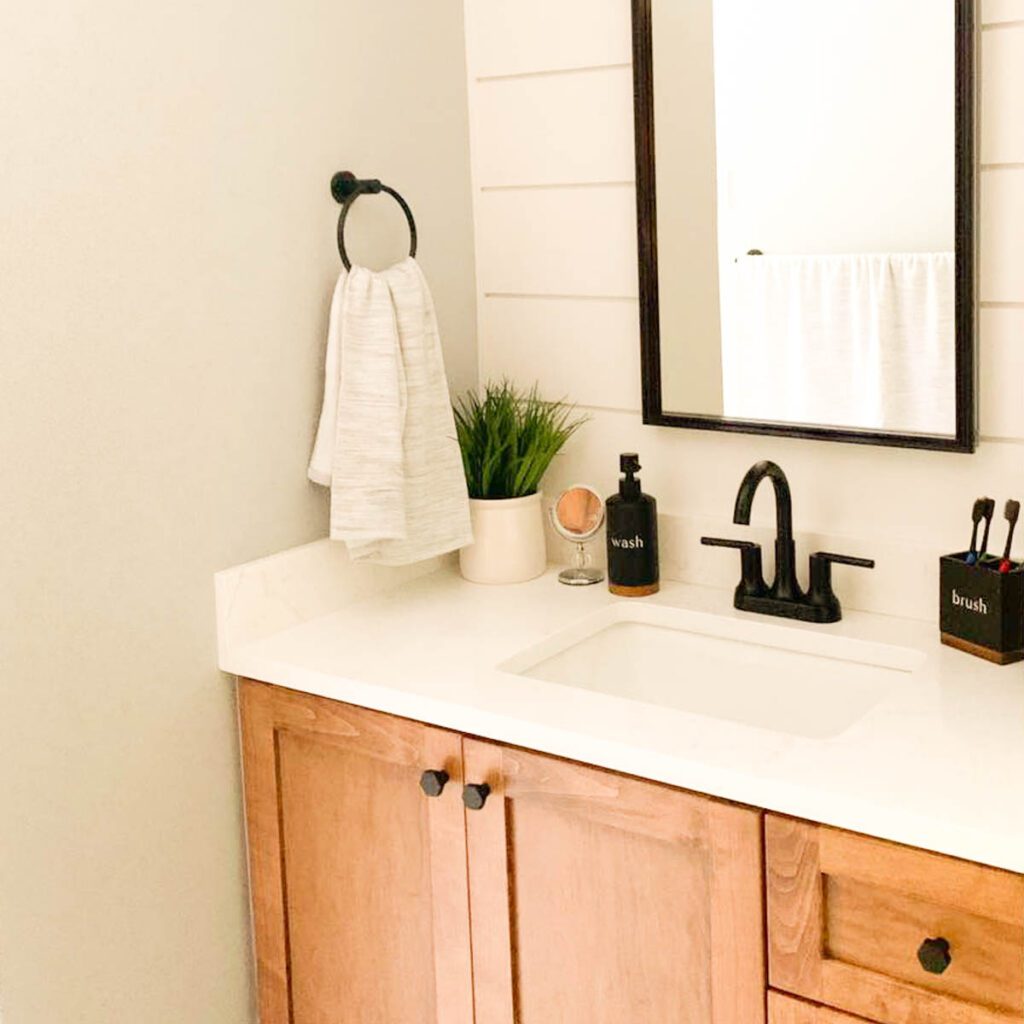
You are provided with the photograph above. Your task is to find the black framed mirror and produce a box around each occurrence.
[632,0,976,452]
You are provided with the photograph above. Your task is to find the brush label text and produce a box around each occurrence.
[952,589,988,615]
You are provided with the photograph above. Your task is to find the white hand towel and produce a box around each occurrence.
[308,257,472,565]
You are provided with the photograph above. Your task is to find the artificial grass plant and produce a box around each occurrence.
[453,381,588,500]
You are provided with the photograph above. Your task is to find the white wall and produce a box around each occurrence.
[467,0,1024,623]
[0,1,476,1020]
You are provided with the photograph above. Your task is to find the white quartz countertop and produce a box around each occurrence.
[216,540,1024,874]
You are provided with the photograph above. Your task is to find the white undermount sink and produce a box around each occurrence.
[500,603,924,739]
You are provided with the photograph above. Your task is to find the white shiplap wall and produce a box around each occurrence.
[464,0,1024,621]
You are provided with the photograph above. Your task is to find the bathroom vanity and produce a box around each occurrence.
[217,541,1024,1024]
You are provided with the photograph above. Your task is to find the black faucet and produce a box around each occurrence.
[702,460,874,624]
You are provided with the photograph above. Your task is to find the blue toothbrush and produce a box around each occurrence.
[966,497,994,565]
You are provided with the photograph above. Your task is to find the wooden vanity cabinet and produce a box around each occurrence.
[240,680,1024,1024]
[238,680,766,1024]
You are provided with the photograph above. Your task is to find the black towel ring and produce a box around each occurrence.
[331,171,417,271]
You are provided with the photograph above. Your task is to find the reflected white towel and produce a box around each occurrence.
[721,253,955,435]
[308,257,472,565]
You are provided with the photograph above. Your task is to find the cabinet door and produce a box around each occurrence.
[462,739,765,1024]
[238,680,474,1024]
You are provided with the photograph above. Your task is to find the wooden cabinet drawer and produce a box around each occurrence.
[768,990,876,1024]
[766,814,1024,1024]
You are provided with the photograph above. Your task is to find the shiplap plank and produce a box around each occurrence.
[982,24,1024,163]
[464,0,633,79]
[983,0,1024,25]
[475,185,638,296]
[980,307,1024,439]
[478,296,641,410]
[472,67,635,186]
[980,169,1024,302]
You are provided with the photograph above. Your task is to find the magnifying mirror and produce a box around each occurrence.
[550,485,605,586]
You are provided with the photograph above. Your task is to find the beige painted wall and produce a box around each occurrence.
[0,1,476,1020]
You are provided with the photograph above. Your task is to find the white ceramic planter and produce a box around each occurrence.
[459,492,547,584]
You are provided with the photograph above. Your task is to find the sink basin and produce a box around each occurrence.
[500,603,924,739]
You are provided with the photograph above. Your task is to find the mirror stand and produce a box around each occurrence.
[559,542,604,587]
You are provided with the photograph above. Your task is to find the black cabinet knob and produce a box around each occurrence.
[917,937,952,975]
[462,782,491,810]
[419,769,449,798]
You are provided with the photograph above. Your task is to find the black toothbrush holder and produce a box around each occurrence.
[939,553,1024,664]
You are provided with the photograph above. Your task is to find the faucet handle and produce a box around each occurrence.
[701,537,758,551]
[701,537,768,598]
[812,552,875,570]
[808,551,875,622]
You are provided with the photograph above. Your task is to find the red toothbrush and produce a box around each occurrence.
[999,499,1020,573]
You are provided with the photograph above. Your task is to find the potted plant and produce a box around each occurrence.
[454,381,588,584]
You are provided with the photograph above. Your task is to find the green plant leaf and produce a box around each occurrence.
[452,380,589,499]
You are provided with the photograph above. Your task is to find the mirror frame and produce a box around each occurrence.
[631,0,976,453]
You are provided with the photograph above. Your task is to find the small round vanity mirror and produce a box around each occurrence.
[550,486,605,586]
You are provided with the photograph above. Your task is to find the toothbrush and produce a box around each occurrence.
[999,499,1020,573]
[978,497,996,563]
[966,497,987,564]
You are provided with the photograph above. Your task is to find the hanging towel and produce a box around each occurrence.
[720,252,955,435]
[308,257,472,565]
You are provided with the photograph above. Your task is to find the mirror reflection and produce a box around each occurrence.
[554,487,604,538]
[643,0,967,443]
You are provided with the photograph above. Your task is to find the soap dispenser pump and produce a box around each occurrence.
[606,453,659,596]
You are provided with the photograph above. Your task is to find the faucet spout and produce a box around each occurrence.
[732,460,801,601]
[733,460,793,542]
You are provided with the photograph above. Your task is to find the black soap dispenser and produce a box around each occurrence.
[606,453,659,596]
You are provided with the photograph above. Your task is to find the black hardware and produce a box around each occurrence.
[807,552,876,623]
[630,0,976,453]
[700,537,767,601]
[330,170,417,272]
[734,461,802,602]
[704,461,874,624]
[917,937,952,975]
[462,783,490,811]
[419,769,450,798]
[331,171,380,202]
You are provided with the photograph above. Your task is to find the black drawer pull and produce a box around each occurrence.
[917,937,952,975]
[419,769,449,798]
[462,783,491,810]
